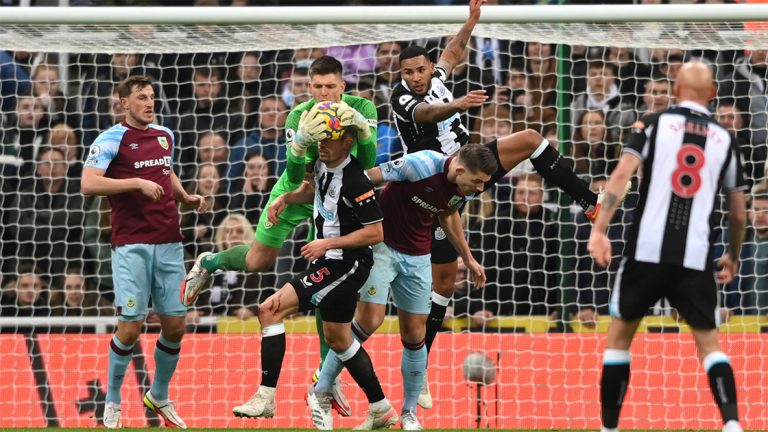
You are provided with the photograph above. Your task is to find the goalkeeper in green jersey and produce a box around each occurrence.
[181,55,376,417]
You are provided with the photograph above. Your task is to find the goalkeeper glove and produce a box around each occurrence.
[291,109,326,158]
[336,101,372,141]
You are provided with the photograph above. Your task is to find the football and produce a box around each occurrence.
[461,352,496,385]
[314,101,344,140]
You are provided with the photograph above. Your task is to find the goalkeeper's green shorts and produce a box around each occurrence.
[255,176,313,249]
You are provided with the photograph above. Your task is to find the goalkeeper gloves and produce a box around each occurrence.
[291,109,326,158]
[336,101,372,141]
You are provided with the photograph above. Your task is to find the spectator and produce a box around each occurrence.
[186,213,275,322]
[573,177,629,328]
[648,46,685,82]
[638,75,673,116]
[571,109,621,179]
[48,123,83,178]
[228,95,287,179]
[719,181,768,315]
[605,46,652,107]
[195,131,230,180]
[49,266,113,317]
[229,152,276,223]
[476,174,560,317]
[30,63,78,128]
[180,163,228,259]
[228,51,266,123]
[280,65,311,108]
[716,98,764,183]
[177,65,244,172]
[82,196,114,299]
[523,42,558,133]
[570,60,635,145]
[369,41,403,117]
[0,263,50,317]
[4,147,85,277]
[2,93,50,176]
[443,257,492,329]
[0,50,31,114]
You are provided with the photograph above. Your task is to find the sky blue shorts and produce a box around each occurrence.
[112,242,187,320]
[359,243,432,315]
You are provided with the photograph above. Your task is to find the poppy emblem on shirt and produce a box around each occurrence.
[157,136,169,150]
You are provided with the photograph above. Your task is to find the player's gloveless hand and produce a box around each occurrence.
[137,178,164,201]
[453,90,487,111]
[465,257,486,289]
[468,0,486,22]
[267,196,286,225]
[587,231,612,268]
[715,254,738,285]
[301,239,329,262]
[185,194,208,213]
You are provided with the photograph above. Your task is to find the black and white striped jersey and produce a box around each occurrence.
[624,101,748,271]
[390,66,470,156]
[313,155,382,264]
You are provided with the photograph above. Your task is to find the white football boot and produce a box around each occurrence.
[233,386,276,419]
[103,402,122,429]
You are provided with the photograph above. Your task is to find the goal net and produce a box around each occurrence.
[1,4,767,429]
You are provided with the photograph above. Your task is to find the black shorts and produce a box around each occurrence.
[290,257,371,323]
[430,140,507,265]
[612,258,718,329]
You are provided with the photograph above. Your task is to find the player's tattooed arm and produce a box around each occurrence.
[592,152,640,234]
[436,0,485,76]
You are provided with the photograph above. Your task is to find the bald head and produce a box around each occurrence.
[673,61,715,106]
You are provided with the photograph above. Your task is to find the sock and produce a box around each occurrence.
[338,339,386,403]
[149,334,181,403]
[704,351,739,423]
[600,349,631,429]
[316,311,329,369]
[106,335,135,405]
[201,244,249,272]
[260,323,286,388]
[530,140,597,210]
[401,339,427,413]
[426,293,450,354]
[316,319,370,393]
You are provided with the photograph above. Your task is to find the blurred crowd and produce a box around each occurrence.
[0,18,766,329]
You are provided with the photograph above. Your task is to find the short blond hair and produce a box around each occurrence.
[214,213,255,251]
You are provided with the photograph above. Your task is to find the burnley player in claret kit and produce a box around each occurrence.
[81,75,208,429]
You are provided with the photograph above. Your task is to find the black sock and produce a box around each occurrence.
[260,328,286,388]
[339,340,385,403]
[425,302,448,354]
[707,362,739,423]
[601,363,630,429]
[530,144,597,210]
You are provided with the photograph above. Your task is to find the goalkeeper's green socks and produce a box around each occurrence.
[201,244,249,272]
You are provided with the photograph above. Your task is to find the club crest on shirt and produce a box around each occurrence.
[367,286,377,296]
[157,136,169,150]
[126,298,135,308]
[447,195,463,208]
[329,186,338,199]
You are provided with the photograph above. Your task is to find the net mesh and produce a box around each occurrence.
[1,14,768,430]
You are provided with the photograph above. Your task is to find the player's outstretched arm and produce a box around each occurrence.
[588,152,641,267]
[436,0,485,77]
[438,210,486,288]
[412,89,487,124]
[267,180,315,225]
[81,166,164,200]
[300,222,383,262]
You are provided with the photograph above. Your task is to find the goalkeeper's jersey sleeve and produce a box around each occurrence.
[283,95,379,185]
